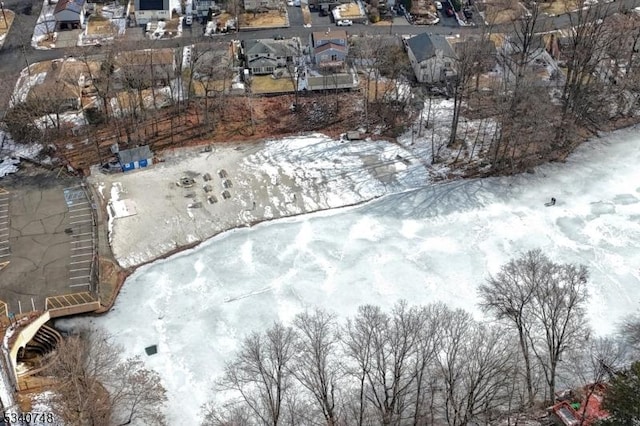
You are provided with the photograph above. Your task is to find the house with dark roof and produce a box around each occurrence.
[309,30,348,68]
[406,32,457,83]
[54,0,86,29]
[134,0,171,25]
[244,38,299,75]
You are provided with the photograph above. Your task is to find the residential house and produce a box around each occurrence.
[549,384,609,426]
[452,38,497,72]
[244,38,299,75]
[405,32,457,83]
[243,0,281,11]
[134,0,172,25]
[308,0,350,11]
[309,30,348,68]
[194,0,219,18]
[114,48,176,87]
[54,0,86,30]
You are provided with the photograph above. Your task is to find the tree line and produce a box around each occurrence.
[200,249,640,425]
[41,250,640,425]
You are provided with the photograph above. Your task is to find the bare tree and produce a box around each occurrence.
[46,327,167,426]
[217,322,297,426]
[291,309,342,426]
[478,250,545,407]
[561,337,628,426]
[342,302,424,425]
[528,254,589,402]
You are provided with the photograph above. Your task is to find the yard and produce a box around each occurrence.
[539,0,571,15]
[0,9,16,46]
[250,75,295,94]
[483,0,523,24]
[87,15,118,37]
[239,10,288,28]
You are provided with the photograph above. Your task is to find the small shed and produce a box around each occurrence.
[118,146,154,172]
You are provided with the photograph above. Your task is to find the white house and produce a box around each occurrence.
[54,0,86,29]
[134,0,172,25]
[406,33,457,84]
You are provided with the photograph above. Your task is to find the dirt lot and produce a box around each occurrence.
[87,15,118,36]
[539,0,570,15]
[240,10,288,28]
[0,9,15,40]
[484,0,523,24]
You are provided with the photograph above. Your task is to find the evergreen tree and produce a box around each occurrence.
[600,361,640,425]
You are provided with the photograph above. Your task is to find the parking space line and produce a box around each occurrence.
[70,283,91,288]
[70,220,92,225]
[71,238,93,244]
[71,253,92,258]
[70,275,90,280]
[72,232,93,237]
[70,260,91,265]
[70,213,92,219]
[70,268,90,272]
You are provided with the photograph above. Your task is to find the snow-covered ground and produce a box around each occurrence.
[60,125,640,425]
[31,0,57,49]
[0,130,43,177]
[90,133,429,268]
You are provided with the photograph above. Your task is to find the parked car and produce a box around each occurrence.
[319,8,328,16]
[185,14,193,25]
[337,19,353,25]
[435,1,443,9]
[445,8,454,16]
[463,7,472,18]
[287,0,294,5]
[274,34,285,40]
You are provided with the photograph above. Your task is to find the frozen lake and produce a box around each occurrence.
[61,127,640,425]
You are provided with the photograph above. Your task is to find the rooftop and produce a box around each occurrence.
[406,32,456,63]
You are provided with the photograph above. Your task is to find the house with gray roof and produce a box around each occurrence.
[117,146,154,172]
[244,38,299,75]
[406,33,457,83]
[54,0,86,29]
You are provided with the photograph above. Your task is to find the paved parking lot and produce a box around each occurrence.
[64,186,97,292]
[0,169,95,315]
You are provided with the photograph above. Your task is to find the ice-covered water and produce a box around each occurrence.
[60,128,640,425]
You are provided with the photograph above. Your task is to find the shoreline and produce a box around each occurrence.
[89,120,640,315]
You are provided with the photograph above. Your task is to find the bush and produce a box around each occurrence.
[451,0,462,11]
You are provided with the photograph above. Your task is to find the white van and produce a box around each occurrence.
[185,14,193,25]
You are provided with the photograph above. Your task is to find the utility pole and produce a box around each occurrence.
[0,2,7,30]
[21,45,31,77]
